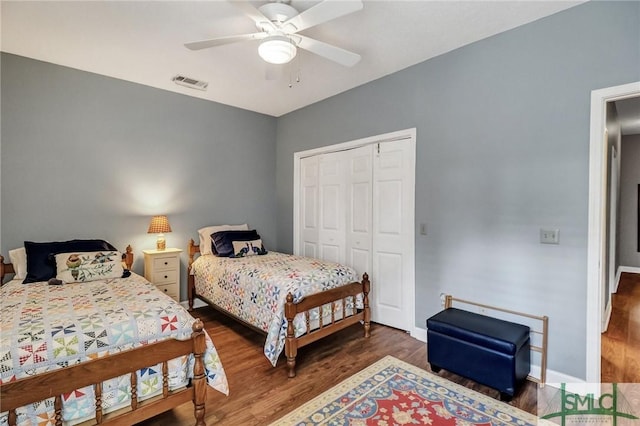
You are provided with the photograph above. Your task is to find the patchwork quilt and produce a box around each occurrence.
[191,252,362,366]
[0,273,228,426]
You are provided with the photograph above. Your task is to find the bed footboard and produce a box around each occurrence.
[0,320,208,426]
[284,273,371,378]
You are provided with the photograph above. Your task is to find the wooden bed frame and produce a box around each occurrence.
[0,246,208,426]
[187,238,371,378]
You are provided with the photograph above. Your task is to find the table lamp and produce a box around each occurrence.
[147,215,172,250]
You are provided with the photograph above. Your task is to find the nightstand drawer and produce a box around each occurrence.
[152,269,178,285]
[153,256,179,271]
[156,283,179,301]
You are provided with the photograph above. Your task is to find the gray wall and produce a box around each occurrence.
[275,1,640,379]
[1,54,278,299]
[620,134,640,268]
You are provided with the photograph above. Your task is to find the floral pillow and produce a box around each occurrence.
[55,250,124,283]
[230,240,267,258]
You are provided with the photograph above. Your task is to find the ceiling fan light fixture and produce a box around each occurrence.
[258,35,297,65]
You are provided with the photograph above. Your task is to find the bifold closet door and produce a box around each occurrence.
[371,139,414,331]
[298,151,348,264]
[297,139,414,332]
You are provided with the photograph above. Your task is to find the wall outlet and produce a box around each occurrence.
[540,228,560,244]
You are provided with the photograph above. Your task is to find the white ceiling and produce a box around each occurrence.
[1,1,585,117]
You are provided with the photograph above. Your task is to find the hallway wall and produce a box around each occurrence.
[620,134,640,268]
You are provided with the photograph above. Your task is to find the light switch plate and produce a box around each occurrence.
[540,228,560,244]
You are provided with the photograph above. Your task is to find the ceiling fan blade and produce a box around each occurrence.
[282,0,363,33]
[296,35,361,67]
[184,33,265,50]
[231,0,277,32]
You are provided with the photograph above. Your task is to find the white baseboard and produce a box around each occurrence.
[180,299,207,310]
[602,299,612,332]
[543,368,585,385]
[614,265,640,293]
[412,326,427,342]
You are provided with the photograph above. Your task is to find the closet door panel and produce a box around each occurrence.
[374,252,403,308]
[346,146,373,278]
[318,152,346,263]
[300,156,320,258]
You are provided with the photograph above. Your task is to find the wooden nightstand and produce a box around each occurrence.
[143,248,182,302]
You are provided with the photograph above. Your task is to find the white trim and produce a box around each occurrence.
[617,265,640,275]
[615,266,640,293]
[180,299,207,310]
[544,369,586,386]
[412,326,427,342]
[586,81,640,384]
[602,299,612,333]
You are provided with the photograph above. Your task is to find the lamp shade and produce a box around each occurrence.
[258,35,297,65]
[147,215,172,234]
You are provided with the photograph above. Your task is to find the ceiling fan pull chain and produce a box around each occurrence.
[289,63,293,88]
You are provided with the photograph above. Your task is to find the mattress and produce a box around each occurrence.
[191,251,362,366]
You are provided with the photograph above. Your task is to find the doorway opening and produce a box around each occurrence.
[587,81,640,383]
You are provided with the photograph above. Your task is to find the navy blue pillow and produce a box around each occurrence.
[23,239,118,283]
[211,230,260,257]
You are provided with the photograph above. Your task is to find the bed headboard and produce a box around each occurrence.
[0,257,16,285]
[188,238,200,270]
[122,245,134,270]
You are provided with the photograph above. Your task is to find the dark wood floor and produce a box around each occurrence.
[601,272,640,383]
[138,275,640,425]
[139,307,539,426]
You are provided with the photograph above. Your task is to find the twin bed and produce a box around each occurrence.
[0,244,228,426]
[187,238,371,378]
[0,231,371,425]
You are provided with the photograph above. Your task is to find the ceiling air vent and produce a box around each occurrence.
[172,75,208,91]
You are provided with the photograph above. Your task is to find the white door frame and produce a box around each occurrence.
[293,128,418,336]
[586,81,640,383]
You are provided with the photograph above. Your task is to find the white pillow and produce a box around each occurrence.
[8,247,27,280]
[197,224,249,255]
[55,250,123,283]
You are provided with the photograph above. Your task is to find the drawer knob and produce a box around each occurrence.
[164,275,168,279]
[164,288,168,292]
[164,261,168,265]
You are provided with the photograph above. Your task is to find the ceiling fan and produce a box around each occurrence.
[184,0,363,67]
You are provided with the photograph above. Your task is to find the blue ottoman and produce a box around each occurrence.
[427,308,530,400]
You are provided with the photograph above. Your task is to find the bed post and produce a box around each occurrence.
[0,255,6,284]
[123,245,134,270]
[284,293,298,378]
[362,273,371,338]
[188,239,196,311]
[0,255,16,285]
[191,319,207,426]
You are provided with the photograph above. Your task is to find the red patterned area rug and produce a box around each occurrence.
[271,356,542,426]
